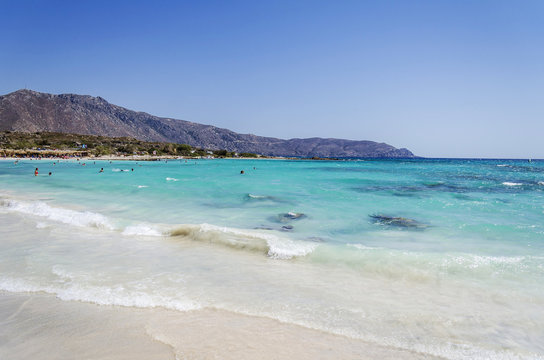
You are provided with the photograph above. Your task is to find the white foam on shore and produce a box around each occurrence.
[340,243,544,280]
[219,305,543,360]
[0,275,200,312]
[502,182,522,186]
[0,199,114,230]
[170,223,317,259]
[450,250,535,269]
[51,265,76,280]
[348,243,382,250]
[36,221,50,229]
[122,224,163,237]
[2,272,539,360]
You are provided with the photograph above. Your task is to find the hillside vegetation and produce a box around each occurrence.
[0,131,259,158]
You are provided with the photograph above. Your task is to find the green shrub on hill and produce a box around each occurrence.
[0,131,266,159]
[239,152,258,158]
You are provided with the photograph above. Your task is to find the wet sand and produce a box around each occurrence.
[0,292,439,360]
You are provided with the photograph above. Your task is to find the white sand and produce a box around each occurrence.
[0,292,437,360]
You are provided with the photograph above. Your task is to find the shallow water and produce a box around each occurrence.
[1,158,543,359]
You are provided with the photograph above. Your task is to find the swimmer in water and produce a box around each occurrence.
[99,168,104,173]
[240,170,245,174]
[48,172,52,176]
[34,168,38,176]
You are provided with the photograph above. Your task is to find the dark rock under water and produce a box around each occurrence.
[369,214,428,229]
[277,212,307,222]
[254,225,294,232]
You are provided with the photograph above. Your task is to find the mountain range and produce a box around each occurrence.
[0,89,414,158]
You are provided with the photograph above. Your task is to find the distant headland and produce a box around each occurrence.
[0,89,415,158]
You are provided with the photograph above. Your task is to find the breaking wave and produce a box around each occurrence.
[0,198,315,259]
[122,224,163,237]
[0,199,114,230]
[170,223,317,259]
[502,182,522,186]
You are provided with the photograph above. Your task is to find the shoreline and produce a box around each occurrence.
[0,291,438,360]
[0,154,287,161]
[0,155,346,162]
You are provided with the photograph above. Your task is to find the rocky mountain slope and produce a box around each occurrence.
[0,89,414,157]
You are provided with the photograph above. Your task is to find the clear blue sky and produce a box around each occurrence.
[1,0,543,158]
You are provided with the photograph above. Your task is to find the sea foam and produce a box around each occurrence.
[502,182,522,186]
[122,224,163,237]
[0,275,200,312]
[247,194,267,199]
[1,199,114,230]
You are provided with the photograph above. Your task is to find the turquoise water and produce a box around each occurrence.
[1,158,543,359]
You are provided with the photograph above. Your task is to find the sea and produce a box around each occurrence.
[0,158,543,359]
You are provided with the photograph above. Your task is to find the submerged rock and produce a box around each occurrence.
[254,225,294,232]
[369,214,428,229]
[280,212,306,220]
[269,212,307,224]
[254,226,274,231]
[306,236,327,243]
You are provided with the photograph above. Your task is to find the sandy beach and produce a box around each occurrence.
[0,292,437,360]
[1,154,285,162]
